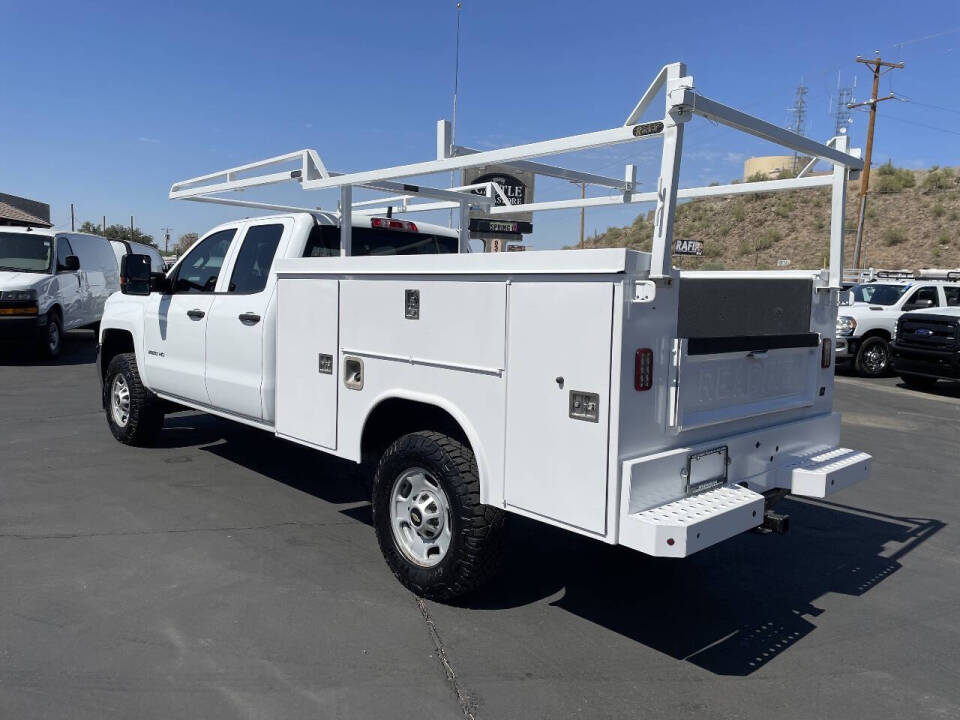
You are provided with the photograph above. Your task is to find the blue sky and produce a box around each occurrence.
[2,0,958,250]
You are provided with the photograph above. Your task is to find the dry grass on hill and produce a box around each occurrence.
[575,165,960,271]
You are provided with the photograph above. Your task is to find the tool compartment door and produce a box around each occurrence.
[504,282,614,535]
[275,278,339,450]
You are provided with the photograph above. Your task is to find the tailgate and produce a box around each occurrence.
[669,274,821,432]
[669,337,820,430]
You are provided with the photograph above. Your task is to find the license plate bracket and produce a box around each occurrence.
[683,445,728,495]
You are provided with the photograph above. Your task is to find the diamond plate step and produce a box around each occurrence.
[622,485,764,557]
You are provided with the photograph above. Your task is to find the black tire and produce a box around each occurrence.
[372,430,506,601]
[103,352,164,445]
[37,310,62,359]
[899,373,938,390]
[855,336,890,378]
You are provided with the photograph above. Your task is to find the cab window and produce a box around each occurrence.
[172,229,236,293]
[905,286,939,308]
[56,237,74,272]
[945,287,960,307]
[228,224,283,294]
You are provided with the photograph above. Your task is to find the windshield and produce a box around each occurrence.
[0,232,53,273]
[852,283,910,306]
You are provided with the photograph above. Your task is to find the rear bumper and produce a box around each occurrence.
[0,314,46,341]
[617,413,871,557]
[890,342,960,379]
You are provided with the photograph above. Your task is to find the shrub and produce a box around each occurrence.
[882,227,907,246]
[933,202,945,218]
[746,171,769,183]
[922,166,955,192]
[732,202,746,222]
[703,242,724,258]
[873,161,915,193]
[937,230,952,245]
[757,228,782,250]
[950,210,959,221]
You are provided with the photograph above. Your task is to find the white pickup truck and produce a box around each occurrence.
[836,275,960,377]
[98,62,873,599]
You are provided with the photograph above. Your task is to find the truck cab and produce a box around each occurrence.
[98,213,459,420]
[835,278,960,377]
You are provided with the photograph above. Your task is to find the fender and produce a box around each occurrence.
[99,295,149,388]
[357,388,495,506]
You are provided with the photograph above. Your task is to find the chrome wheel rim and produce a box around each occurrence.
[110,374,131,428]
[863,342,887,374]
[389,467,452,567]
[48,321,59,352]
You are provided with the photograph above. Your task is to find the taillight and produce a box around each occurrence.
[370,217,418,232]
[635,348,654,391]
[821,338,832,368]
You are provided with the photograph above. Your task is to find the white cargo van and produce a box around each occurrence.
[109,239,165,275]
[0,227,119,357]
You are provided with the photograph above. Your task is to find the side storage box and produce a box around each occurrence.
[275,278,340,450]
[504,281,614,535]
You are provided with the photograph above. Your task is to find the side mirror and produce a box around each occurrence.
[903,298,935,311]
[838,290,853,306]
[64,255,80,271]
[120,253,152,295]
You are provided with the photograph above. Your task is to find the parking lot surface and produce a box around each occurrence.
[1,333,958,719]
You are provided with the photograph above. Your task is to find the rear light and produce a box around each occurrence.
[635,348,654,391]
[821,338,832,368]
[370,217,418,232]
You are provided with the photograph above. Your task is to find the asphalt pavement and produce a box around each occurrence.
[1,332,958,719]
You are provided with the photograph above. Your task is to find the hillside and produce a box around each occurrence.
[577,165,960,271]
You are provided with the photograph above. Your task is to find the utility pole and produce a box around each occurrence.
[160,227,173,253]
[102,215,106,233]
[130,215,134,241]
[70,203,75,231]
[849,53,904,269]
[578,183,585,248]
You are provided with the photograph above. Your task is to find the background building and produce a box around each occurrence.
[0,193,51,228]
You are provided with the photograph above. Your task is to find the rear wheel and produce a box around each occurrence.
[372,430,506,601]
[899,373,938,390]
[104,352,164,445]
[855,336,890,378]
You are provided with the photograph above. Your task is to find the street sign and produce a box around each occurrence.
[468,219,533,235]
[674,238,704,256]
[462,165,535,229]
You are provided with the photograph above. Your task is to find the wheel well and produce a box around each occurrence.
[859,329,891,342]
[100,329,135,382]
[48,303,62,320]
[360,398,470,465]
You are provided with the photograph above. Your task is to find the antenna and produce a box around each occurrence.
[449,2,463,228]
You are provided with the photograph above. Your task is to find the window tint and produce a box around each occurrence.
[302,225,458,257]
[945,286,960,307]
[56,237,74,271]
[907,286,939,308]
[228,224,283,293]
[172,229,236,293]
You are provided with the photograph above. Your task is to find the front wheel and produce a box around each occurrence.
[103,352,164,445]
[855,336,890,378]
[373,431,506,601]
[899,373,938,390]
[37,311,62,359]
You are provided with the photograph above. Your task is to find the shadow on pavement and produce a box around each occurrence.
[0,329,97,366]
[162,413,372,518]
[462,498,943,676]
[155,412,942,677]
[893,379,960,400]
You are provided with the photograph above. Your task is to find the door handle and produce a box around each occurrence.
[187,309,205,320]
[238,312,261,325]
